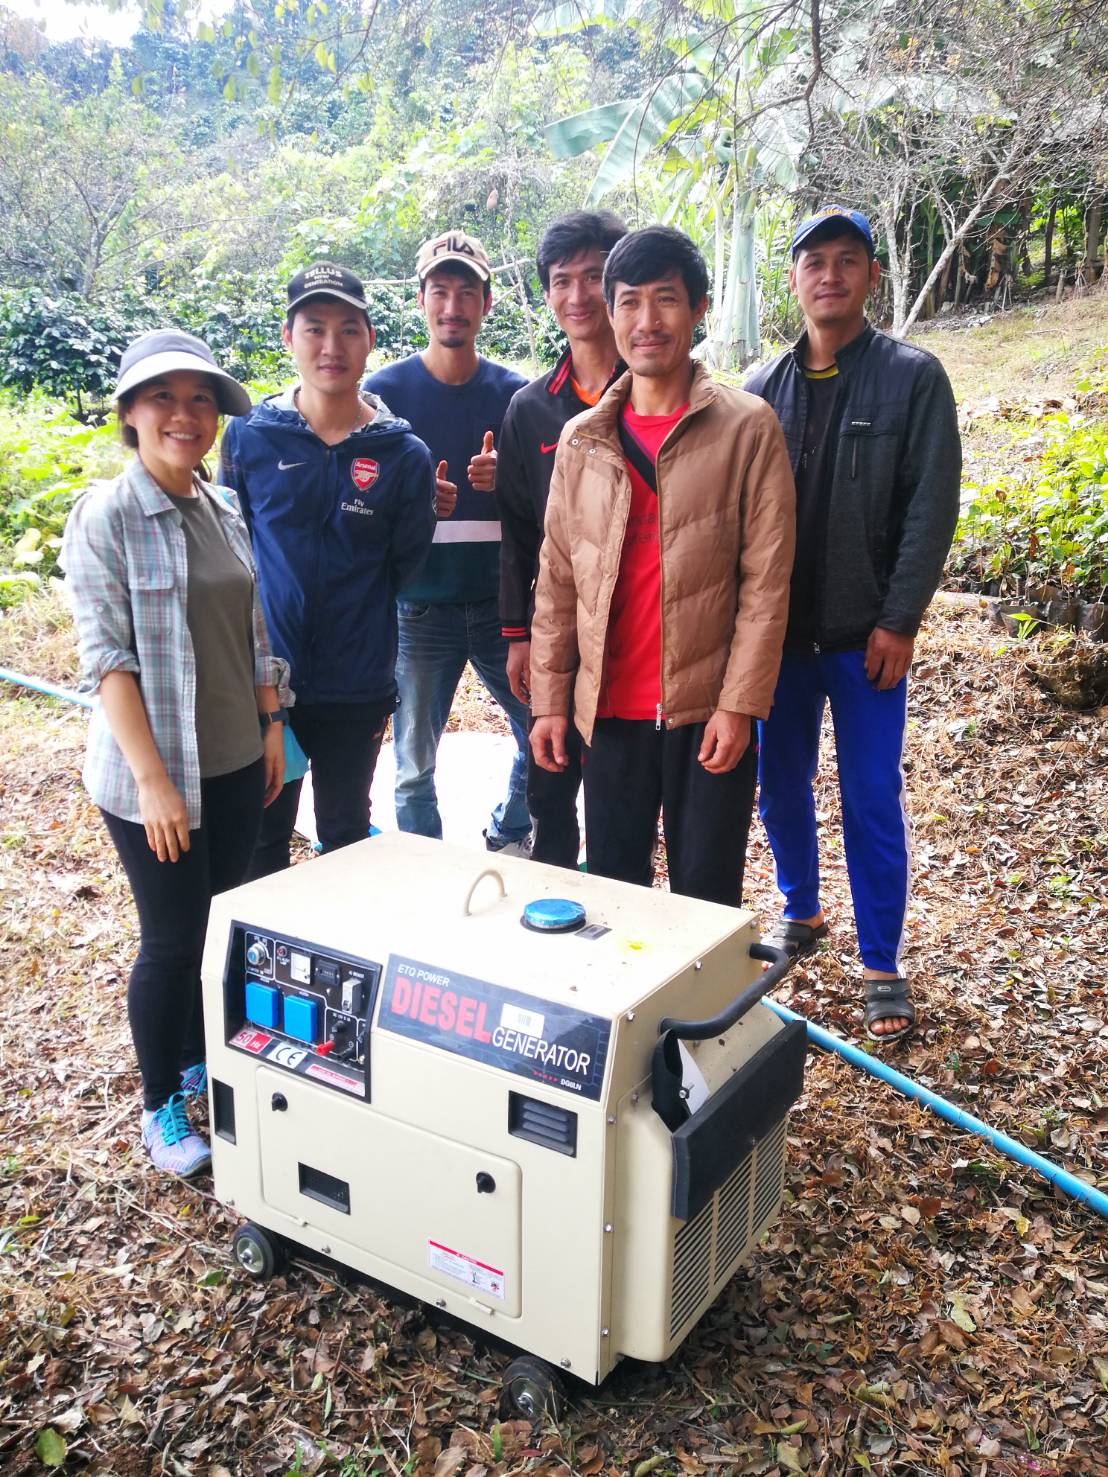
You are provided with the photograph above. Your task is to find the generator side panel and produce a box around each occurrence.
[609,1003,799,1364]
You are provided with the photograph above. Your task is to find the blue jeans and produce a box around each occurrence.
[394,597,531,844]
[757,648,910,974]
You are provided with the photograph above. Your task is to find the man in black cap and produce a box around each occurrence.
[220,262,436,875]
[744,205,961,1042]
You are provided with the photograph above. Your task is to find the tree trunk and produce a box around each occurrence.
[898,147,1022,335]
[1043,199,1057,288]
[709,191,758,370]
[1087,200,1103,284]
[937,252,954,308]
[880,203,911,334]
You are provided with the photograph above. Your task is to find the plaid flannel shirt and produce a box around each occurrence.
[60,459,291,829]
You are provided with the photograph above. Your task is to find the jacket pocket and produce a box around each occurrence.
[841,402,904,481]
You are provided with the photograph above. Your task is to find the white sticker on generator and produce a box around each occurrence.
[678,1042,710,1113]
[290,950,311,984]
[428,1240,506,1301]
[500,1002,546,1040]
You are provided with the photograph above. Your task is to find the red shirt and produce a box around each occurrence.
[597,402,687,720]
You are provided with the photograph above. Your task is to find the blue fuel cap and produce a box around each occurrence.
[521,897,587,934]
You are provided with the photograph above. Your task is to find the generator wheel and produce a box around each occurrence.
[232,1222,285,1280]
[498,1356,565,1422]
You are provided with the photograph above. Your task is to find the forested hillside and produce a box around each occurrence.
[1,0,1106,395]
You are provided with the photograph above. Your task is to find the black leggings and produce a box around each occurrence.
[102,759,265,1110]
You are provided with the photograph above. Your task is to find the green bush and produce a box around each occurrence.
[950,409,1108,602]
[166,271,288,385]
[0,276,295,408]
[0,391,126,606]
[0,288,157,415]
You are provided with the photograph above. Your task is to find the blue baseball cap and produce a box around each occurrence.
[790,205,875,258]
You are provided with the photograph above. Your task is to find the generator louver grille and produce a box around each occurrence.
[751,1119,787,1234]
[669,1115,789,1340]
[714,1154,754,1274]
[508,1092,577,1156]
[670,1202,713,1332]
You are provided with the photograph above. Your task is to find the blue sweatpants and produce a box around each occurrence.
[757,649,909,974]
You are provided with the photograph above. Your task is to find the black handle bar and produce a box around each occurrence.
[658,942,794,1042]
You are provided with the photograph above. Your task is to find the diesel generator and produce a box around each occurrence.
[201,833,804,1416]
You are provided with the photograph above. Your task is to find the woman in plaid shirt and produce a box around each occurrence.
[61,331,291,1178]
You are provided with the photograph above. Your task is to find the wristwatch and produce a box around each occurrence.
[258,710,288,729]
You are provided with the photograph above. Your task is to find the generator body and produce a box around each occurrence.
[201,833,805,1392]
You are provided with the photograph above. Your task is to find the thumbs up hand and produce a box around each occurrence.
[434,459,458,518]
[467,430,498,491]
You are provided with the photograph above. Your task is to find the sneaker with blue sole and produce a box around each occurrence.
[141,1092,211,1178]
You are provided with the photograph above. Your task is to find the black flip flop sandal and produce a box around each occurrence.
[864,977,916,1042]
[763,917,829,960]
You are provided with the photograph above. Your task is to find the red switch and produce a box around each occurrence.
[316,1039,336,1056]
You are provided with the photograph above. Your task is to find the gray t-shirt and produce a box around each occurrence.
[168,490,262,779]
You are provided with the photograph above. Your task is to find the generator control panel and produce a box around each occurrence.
[222,920,381,1099]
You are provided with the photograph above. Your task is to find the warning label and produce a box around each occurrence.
[306,1061,361,1094]
[428,1240,505,1301]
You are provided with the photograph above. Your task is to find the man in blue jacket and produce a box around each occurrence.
[364,231,531,854]
[744,207,961,1042]
[220,262,436,875]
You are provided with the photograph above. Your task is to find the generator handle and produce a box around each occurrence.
[657,942,793,1041]
[463,867,506,916]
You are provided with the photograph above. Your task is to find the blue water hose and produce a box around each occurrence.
[0,666,92,709]
[764,997,1108,1219]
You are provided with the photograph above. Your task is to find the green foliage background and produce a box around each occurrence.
[0,0,1105,604]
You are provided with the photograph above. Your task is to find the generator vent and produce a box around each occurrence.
[714,1154,754,1271]
[670,1198,714,1332]
[508,1092,578,1156]
[751,1119,788,1234]
[669,1115,789,1341]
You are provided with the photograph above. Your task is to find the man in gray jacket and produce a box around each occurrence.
[744,205,961,1042]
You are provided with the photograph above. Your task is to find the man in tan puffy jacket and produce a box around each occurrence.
[529,226,795,906]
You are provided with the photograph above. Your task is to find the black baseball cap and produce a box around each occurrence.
[114,330,251,417]
[286,262,370,316]
[790,206,876,258]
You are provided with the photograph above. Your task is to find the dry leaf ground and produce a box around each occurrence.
[1,592,1106,1477]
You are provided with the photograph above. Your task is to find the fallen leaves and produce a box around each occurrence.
[0,600,1106,1474]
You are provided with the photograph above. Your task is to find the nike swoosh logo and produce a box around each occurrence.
[540,442,559,454]
[278,459,306,471]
